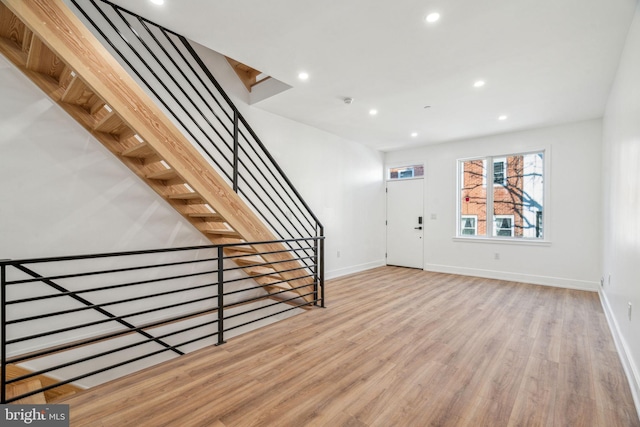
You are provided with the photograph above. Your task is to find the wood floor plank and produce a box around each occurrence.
[56,267,639,426]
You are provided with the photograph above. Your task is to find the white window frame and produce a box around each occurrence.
[456,149,549,243]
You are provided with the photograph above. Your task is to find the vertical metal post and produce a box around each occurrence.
[313,236,319,307]
[233,110,239,192]
[1,263,7,403]
[319,227,325,308]
[216,247,226,345]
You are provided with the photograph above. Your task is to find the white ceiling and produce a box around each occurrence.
[107,0,637,151]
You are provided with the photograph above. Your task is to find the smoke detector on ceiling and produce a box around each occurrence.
[344,97,354,105]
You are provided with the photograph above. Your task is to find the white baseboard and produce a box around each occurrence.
[424,263,598,291]
[598,289,640,420]
[326,259,385,280]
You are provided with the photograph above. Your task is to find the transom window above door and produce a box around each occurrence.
[388,164,424,180]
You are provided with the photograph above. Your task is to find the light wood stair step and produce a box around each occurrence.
[234,257,271,268]
[188,212,225,221]
[25,35,64,79]
[94,110,130,135]
[120,141,156,158]
[60,74,99,108]
[203,229,242,238]
[146,167,178,180]
[224,246,258,255]
[7,379,47,404]
[168,192,202,200]
[247,266,283,280]
[6,365,84,403]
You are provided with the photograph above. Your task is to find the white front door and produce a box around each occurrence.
[386,179,424,269]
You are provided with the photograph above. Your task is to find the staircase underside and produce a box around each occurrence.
[0,0,316,303]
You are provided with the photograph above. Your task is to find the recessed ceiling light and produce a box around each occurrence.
[473,80,485,88]
[425,13,440,23]
[369,109,378,116]
[298,72,309,81]
[411,132,418,137]
[498,115,508,121]
[150,0,164,5]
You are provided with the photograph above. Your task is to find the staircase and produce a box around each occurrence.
[0,0,320,301]
[0,0,324,404]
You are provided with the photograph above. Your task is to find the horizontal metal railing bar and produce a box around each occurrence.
[222,254,316,273]
[4,327,221,404]
[223,256,313,277]
[5,294,217,345]
[10,264,183,356]
[223,246,312,260]
[0,237,323,267]
[222,280,317,309]
[7,270,217,304]
[222,275,315,298]
[223,299,316,335]
[7,313,222,386]
[225,290,316,317]
[4,256,217,286]
[7,281,217,324]
[223,259,313,277]
[5,303,226,365]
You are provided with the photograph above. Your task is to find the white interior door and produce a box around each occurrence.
[386,179,424,269]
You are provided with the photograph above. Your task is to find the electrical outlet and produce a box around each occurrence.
[600,277,604,287]
[494,253,500,260]
[628,302,633,321]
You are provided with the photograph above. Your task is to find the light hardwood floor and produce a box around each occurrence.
[59,267,639,426]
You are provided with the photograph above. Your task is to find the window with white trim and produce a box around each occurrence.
[493,157,506,186]
[458,151,545,239]
[388,164,424,180]
[494,215,514,237]
[461,215,477,235]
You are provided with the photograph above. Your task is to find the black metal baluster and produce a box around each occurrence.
[216,246,226,346]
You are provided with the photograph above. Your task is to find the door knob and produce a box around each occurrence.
[414,226,422,230]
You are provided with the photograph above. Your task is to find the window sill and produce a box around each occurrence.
[452,236,551,246]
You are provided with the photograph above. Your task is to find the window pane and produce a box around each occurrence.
[460,160,486,236]
[461,215,477,235]
[388,164,424,180]
[492,153,544,238]
[493,158,506,185]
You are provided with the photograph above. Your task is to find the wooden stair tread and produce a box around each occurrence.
[203,229,242,238]
[120,141,155,158]
[224,246,257,255]
[234,257,270,268]
[188,212,224,220]
[168,192,202,200]
[94,110,129,135]
[247,266,282,278]
[7,379,47,404]
[146,168,177,180]
[6,365,84,403]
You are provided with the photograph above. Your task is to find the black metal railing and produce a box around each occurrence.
[68,0,324,273]
[1,238,323,403]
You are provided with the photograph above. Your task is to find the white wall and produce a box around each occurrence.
[601,0,640,411]
[385,119,603,291]
[191,42,387,279]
